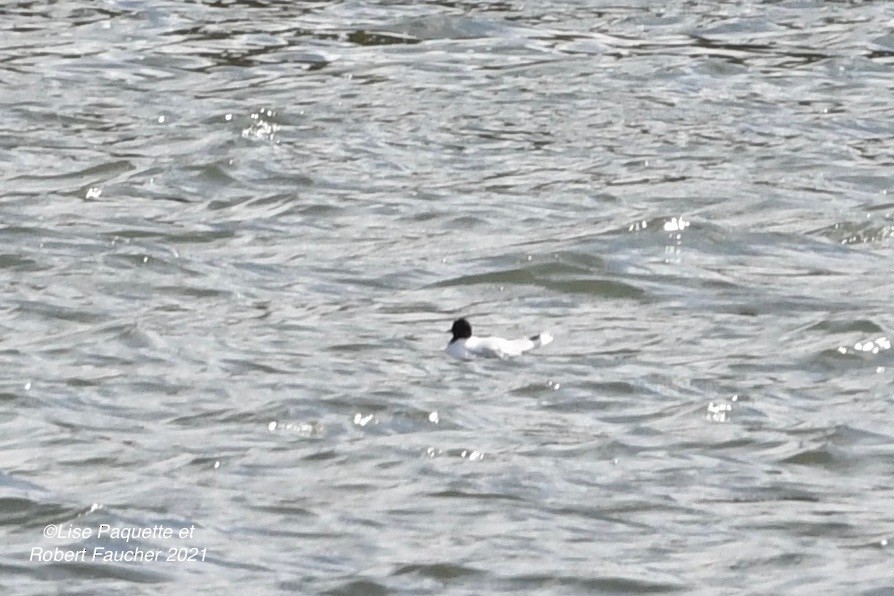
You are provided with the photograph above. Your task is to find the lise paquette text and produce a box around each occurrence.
[45,523,195,541]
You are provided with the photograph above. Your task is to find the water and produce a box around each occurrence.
[1,0,893,593]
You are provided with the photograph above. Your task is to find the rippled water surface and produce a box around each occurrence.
[2,0,893,593]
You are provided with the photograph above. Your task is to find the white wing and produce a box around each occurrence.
[462,337,506,359]
[466,333,554,358]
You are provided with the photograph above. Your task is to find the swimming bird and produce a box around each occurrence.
[446,317,553,360]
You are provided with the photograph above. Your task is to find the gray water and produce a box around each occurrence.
[1,0,893,593]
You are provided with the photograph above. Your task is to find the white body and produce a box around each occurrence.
[446,332,553,360]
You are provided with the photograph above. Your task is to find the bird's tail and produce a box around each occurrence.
[528,332,554,349]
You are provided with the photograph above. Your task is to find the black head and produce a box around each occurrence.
[448,318,472,343]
